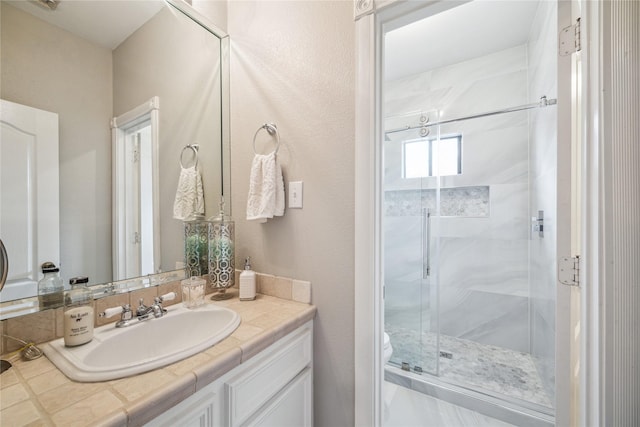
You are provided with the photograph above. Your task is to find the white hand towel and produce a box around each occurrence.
[173,165,205,220]
[246,151,285,222]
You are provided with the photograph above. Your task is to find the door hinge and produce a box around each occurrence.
[559,255,580,287]
[132,139,140,163]
[559,17,581,56]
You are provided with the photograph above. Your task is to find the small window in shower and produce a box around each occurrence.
[402,135,462,178]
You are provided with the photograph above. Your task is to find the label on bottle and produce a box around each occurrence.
[64,306,94,346]
[239,271,256,301]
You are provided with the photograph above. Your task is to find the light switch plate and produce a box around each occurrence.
[289,181,303,209]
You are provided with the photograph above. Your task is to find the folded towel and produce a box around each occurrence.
[246,151,285,222]
[173,165,205,220]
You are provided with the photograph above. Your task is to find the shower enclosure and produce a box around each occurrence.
[381,0,560,424]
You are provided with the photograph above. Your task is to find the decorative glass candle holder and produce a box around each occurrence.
[181,276,206,308]
[184,215,210,277]
[208,211,235,300]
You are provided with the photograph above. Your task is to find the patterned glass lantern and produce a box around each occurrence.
[208,201,235,300]
[184,215,210,277]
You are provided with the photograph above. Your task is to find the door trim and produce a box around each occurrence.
[355,0,579,425]
[111,97,161,280]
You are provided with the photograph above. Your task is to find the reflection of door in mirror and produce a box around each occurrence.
[112,97,160,281]
[0,99,60,301]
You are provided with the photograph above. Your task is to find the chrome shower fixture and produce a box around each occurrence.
[35,0,60,11]
[419,113,430,137]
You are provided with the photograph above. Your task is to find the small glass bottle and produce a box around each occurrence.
[37,262,64,309]
[239,257,256,301]
[63,276,94,347]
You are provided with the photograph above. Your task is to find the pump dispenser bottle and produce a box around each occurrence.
[239,257,256,301]
[63,276,94,346]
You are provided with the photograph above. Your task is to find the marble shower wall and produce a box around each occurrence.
[383,45,532,354]
[527,0,557,404]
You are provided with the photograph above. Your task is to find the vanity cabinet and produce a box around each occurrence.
[147,321,313,427]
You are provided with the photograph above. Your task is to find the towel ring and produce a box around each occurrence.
[253,123,280,155]
[180,144,199,169]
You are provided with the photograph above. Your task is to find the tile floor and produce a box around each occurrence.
[386,327,553,408]
[383,381,515,427]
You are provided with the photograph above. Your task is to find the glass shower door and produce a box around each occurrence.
[383,120,440,375]
[434,112,555,409]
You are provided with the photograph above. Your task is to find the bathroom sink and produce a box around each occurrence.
[42,303,240,382]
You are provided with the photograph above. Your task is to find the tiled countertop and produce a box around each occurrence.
[0,294,316,426]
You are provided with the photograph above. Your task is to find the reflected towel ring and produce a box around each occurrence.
[253,123,280,155]
[180,144,199,169]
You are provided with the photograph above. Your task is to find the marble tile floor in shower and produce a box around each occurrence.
[383,381,515,427]
[386,327,553,408]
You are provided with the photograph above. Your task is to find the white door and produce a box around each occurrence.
[111,97,160,280]
[0,99,59,301]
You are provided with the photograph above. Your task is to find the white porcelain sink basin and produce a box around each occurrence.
[43,303,240,382]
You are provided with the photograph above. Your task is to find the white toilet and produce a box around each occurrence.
[383,332,393,364]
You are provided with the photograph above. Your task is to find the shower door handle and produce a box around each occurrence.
[422,208,431,278]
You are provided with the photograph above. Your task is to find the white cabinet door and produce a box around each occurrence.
[226,326,312,427]
[146,322,314,427]
[246,367,313,427]
[0,99,59,301]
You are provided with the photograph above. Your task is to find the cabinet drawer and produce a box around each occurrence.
[226,325,312,427]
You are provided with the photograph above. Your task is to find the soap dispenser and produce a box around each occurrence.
[63,276,94,347]
[37,262,64,309]
[239,257,256,301]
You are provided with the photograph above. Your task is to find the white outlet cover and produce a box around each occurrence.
[289,181,303,209]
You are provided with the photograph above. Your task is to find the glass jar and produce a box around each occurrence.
[63,276,94,347]
[37,261,64,309]
[181,276,206,308]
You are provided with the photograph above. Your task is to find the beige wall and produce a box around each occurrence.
[224,1,356,425]
[192,0,228,33]
[1,3,113,285]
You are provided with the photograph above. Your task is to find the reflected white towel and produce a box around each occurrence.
[173,166,205,220]
[246,152,284,222]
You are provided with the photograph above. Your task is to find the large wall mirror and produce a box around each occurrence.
[0,0,230,315]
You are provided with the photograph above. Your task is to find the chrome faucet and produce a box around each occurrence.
[100,292,176,328]
[136,297,166,320]
[98,303,134,328]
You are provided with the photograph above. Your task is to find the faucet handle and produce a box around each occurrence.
[100,304,128,318]
[159,292,176,302]
[153,292,176,305]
